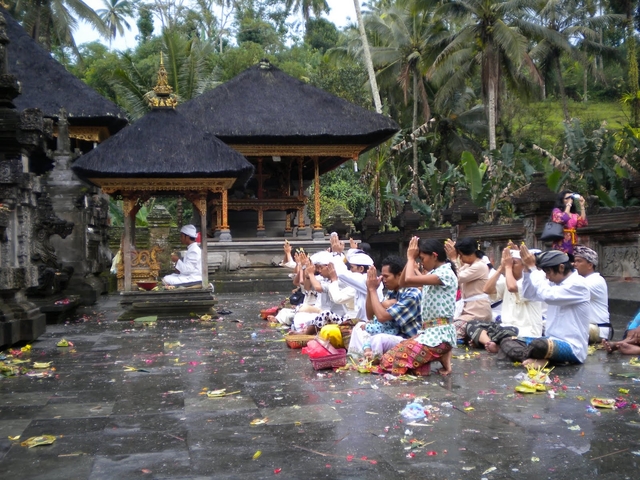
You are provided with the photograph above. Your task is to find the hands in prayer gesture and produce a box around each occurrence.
[330,234,345,254]
[519,244,536,270]
[366,265,381,290]
[407,236,420,260]
[501,246,513,269]
[444,239,457,261]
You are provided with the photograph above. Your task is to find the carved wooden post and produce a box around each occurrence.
[219,189,232,242]
[122,196,134,291]
[197,194,208,289]
[257,206,265,237]
[312,156,323,239]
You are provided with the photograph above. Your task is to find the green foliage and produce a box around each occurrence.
[308,165,373,227]
[304,17,339,52]
[460,151,487,204]
[136,5,154,43]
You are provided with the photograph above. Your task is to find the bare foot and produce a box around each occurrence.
[266,315,277,322]
[485,341,499,354]
[437,367,452,376]
[618,343,640,355]
[438,349,453,376]
[522,358,547,369]
[602,339,618,354]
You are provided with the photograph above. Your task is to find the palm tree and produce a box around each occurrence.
[285,0,330,21]
[430,0,544,152]
[367,0,446,194]
[6,0,108,54]
[97,0,136,46]
[524,0,620,121]
[353,0,382,114]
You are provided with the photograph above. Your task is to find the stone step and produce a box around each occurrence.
[211,267,295,294]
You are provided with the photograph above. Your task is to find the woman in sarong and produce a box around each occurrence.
[380,237,458,376]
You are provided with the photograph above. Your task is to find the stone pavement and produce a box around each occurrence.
[0,293,639,480]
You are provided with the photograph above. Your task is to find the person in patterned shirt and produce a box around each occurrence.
[347,256,422,360]
[380,237,459,376]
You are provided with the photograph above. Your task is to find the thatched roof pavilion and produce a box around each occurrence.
[178,60,400,238]
[73,57,254,291]
[1,7,127,140]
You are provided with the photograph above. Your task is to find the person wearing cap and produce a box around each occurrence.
[337,250,383,323]
[573,245,611,342]
[347,255,422,360]
[500,246,591,368]
[466,245,544,352]
[291,250,357,334]
[163,225,202,286]
[444,237,492,340]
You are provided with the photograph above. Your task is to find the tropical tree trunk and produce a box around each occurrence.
[583,67,588,102]
[554,55,571,122]
[487,77,496,151]
[353,0,382,114]
[411,72,419,195]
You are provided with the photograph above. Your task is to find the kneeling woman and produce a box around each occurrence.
[380,238,458,376]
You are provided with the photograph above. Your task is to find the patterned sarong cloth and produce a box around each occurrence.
[381,339,452,376]
[465,321,519,348]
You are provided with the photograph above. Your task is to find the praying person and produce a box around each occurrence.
[163,225,202,286]
[293,251,356,335]
[499,247,591,367]
[466,246,544,352]
[380,237,458,377]
[604,310,640,355]
[573,245,611,342]
[445,237,492,340]
[347,255,422,359]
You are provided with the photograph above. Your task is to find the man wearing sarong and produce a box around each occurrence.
[347,255,421,359]
[499,247,590,367]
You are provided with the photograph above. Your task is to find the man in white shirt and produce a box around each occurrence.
[163,224,202,286]
[573,245,611,341]
[467,246,544,352]
[293,251,357,334]
[500,248,591,368]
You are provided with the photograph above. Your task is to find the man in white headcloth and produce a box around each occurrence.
[573,245,611,342]
[163,224,202,286]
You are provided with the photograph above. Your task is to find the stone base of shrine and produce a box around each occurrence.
[118,288,217,321]
[0,300,46,348]
[206,237,330,273]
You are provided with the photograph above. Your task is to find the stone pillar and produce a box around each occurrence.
[46,109,112,304]
[511,172,557,249]
[147,204,172,272]
[441,188,483,241]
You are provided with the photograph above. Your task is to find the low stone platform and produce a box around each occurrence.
[118,289,217,321]
[29,296,81,325]
[1,293,640,479]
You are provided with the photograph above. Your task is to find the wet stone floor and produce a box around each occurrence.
[0,292,639,480]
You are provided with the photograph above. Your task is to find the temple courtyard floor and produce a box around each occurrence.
[0,292,639,480]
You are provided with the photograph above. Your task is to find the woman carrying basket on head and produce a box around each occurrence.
[551,190,587,255]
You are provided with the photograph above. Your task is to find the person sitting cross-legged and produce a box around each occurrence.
[163,225,202,286]
[466,245,544,353]
[348,255,422,360]
[499,246,591,368]
[604,310,640,355]
[573,245,612,342]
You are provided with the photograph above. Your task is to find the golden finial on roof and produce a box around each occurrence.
[147,52,178,109]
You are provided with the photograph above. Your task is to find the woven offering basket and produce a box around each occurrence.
[285,334,316,349]
[310,349,347,370]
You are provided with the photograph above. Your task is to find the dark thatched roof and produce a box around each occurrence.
[1,8,127,131]
[178,61,399,148]
[72,109,254,186]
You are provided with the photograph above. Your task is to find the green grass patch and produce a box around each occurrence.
[511,100,627,149]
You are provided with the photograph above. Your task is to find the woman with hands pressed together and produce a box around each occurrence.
[379,237,458,376]
[445,237,492,340]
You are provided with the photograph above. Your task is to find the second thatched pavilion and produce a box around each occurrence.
[178,60,399,240]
